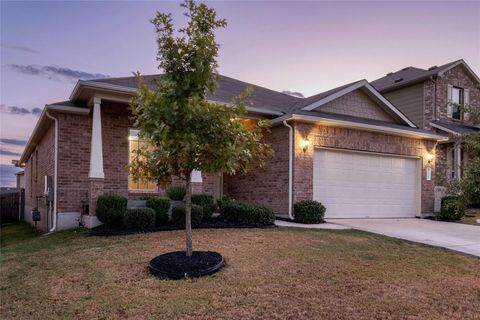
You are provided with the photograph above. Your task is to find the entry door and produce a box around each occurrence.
[313,149,421,218]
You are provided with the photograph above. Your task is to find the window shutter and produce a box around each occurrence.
[447,84,453,118]
[463,88,470,121]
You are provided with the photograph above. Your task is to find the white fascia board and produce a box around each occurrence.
[363,82,417,128]
[302,80,367,111]
[18,104,90,165]
[438,60,480,84]
[46,105,90,115]
[429,122,461,136]
[272,114,448,141]
[301,80,417,128]
[208,100,284,116]
[72,82,283,117]
[69,80,136,101]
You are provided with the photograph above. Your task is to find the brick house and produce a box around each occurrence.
[371,59,480,210]
[18,74,447,231]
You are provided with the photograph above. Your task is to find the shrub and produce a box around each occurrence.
[217,195,234,212]
[167,185,186,201]
[437,196,466,221]
[142,196,170,225]
[294,200,326,224]
[123,208,155,229]
[220,201,274,225]
[191,194,215,220]
[171,204,203,227]
[96,195,127,226]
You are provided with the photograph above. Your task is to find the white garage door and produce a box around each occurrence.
[313,148,420,218]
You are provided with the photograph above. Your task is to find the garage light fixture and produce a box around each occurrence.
[301,138,310,152]
[425,152,434,164]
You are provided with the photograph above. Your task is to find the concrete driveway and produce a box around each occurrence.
[329,218,480,258]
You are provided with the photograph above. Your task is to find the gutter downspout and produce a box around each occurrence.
[282,119,294,220]
[45,110,58,232]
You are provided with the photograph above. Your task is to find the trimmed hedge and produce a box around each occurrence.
[171,204,203,227]
[192,194,215,220]
[167,185,186,201]
[96,195,127,226]
[217,196,234,212]
[294,200,326,224]
[142,196,170,225]
[220,201,274,225]
[437,196,466,221]
[123,208,155,229]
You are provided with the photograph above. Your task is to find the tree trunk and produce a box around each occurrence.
[185,172,193,257]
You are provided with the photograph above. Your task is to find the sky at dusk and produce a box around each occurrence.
[1,0,479,186]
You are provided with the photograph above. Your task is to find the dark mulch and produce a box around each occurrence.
[91,217,275,236]
[149,250,224,280]
[275,216,325,224]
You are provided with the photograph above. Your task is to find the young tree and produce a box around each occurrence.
[130,0,272,257]
[444,102,480,207]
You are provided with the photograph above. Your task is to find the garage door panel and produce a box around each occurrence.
[313,149,420,218]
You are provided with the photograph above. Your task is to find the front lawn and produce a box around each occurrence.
[1,226,479,319]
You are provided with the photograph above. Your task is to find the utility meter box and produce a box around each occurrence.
[32,209,41,222]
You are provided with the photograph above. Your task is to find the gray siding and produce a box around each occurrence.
[384,83,424,127]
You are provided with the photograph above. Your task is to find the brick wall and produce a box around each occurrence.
[424,65,480,130]
[24,123,55,230]
[320,89,396,123]
[224,125,290,213]
[57,113,91,214]
[293,121,437,213]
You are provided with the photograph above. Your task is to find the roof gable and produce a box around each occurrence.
[316,89,397,123]
[371,59,479,92]
[299,80,416,127]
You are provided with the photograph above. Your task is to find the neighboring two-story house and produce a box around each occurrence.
[371,60,480,209]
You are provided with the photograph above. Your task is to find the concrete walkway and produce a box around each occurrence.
[275,220,350,230]
[329,218,480,258]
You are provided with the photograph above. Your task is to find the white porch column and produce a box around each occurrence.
[455,143,461,179]
[89,96,105,178]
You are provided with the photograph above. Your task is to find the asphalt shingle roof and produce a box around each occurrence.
[371,60,461,92]
[91,74,301,114]
[431,120,479,135]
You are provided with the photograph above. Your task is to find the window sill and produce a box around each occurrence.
[128,190,158,194]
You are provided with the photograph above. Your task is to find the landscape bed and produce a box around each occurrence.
[91,216,275,236]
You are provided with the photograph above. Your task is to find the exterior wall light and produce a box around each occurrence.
[301,139,310,152]
[426,152,435,164]
[425,152,434,181]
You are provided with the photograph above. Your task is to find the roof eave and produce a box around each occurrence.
[18,104,90,165]
[273,114,448,141]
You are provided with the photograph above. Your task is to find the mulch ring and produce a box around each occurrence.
[149,250,225,280]
[91,217,275,236]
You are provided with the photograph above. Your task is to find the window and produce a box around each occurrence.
[128,128,203,190]
[451,87,463,120]
[128,129,156,191]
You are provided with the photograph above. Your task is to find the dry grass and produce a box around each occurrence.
[1,225,479,320]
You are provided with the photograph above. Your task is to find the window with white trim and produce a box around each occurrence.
[128,129,156,191]
[128,129,203,189]
[451,87,463,120]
